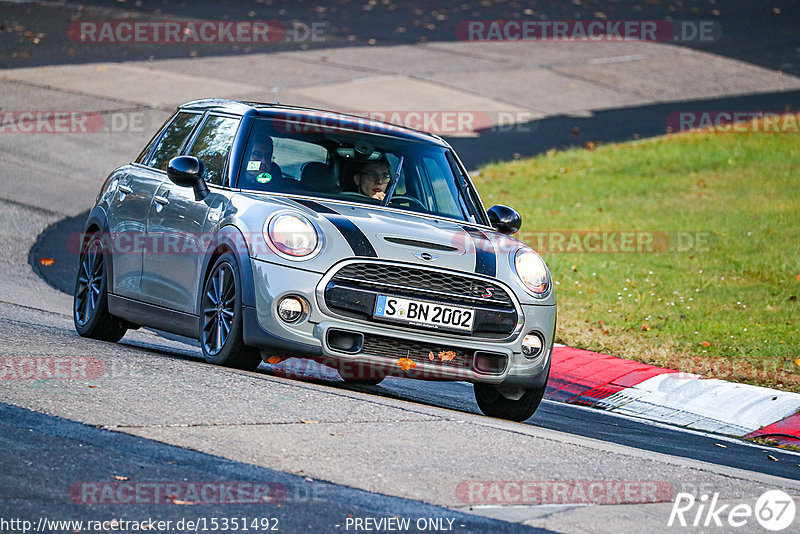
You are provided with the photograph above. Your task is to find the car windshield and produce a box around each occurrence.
[237,116,482,223]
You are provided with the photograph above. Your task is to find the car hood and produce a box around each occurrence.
[286,197,515,278]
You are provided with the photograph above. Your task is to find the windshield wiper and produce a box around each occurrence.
[381,155,404,207]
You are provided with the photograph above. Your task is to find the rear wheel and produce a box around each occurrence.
[73,231,127,342]
[474,382,547,422]
[200,253,262,371]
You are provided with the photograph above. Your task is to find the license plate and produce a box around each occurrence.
[373,295,474,332]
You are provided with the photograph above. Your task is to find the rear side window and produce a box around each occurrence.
[147,112,202,171]
[187,115,241,186]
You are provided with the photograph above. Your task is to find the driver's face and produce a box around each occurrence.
[354,162,391,197]
[250,143,273,172]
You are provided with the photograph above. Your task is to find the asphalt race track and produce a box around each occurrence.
[2,1,800,532]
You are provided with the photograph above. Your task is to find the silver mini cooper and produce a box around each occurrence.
[74,99,556,421]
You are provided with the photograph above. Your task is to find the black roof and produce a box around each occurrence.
[180,99,449,146]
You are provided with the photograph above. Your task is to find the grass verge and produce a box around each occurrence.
[474,117,800,391]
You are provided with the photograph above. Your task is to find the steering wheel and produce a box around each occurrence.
[389,195,426,211]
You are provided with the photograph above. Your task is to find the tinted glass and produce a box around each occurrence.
[237,117,479,223]
[187,115,240,185]
[148,112,202,171]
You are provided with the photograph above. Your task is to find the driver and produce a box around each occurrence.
[245,137,282,184]
[353,158,391,201]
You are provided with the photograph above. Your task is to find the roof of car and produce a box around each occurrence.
[179,99,450,147]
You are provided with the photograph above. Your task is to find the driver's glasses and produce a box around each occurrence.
[361,171,391,183]
[252,149,270,160]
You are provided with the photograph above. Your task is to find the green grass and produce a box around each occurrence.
[474,122,800,391]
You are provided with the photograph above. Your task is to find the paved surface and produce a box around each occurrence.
[3,1,800,532]
[2,402,547,533]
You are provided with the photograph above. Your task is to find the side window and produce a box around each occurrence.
[271,137,329,180]
[187,115,240,186]
[147,112,202,171]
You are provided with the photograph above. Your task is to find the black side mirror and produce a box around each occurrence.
[487,205,522,235]
[167,156,209,201]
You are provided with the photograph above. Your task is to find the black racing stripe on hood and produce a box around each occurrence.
[292,198,377,258]
[461,225,496,277]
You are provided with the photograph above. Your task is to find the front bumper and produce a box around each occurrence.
[247,257,556,387]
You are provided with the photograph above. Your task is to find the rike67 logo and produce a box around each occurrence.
[668,490,796,531]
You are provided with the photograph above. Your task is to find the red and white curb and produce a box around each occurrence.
[547,346,800,445]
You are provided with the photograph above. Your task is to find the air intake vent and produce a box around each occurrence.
[383,237,459,252]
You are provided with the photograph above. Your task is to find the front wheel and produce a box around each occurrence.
[73,231,127,342]
[200,253,262,371]
[474,382,547,422]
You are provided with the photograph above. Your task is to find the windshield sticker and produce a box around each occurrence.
[247,160,261,171]
[256,172,272,184]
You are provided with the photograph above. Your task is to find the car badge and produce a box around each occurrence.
[413,251,438,262]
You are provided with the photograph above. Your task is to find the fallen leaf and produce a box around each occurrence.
[267,356,283,364]
[168,495,195,505]
[305,477,313,482]
[438,351,456,362]
[701,341,711,347]
[290,468,303,473]
[714,443,727,448]
[300,420,319,424]
[397,358,416,371]
[40,258,54,266]
[428,351,435,361]
[585,141,596,150]
[767,455,778,462]
[113,475,129,481]
[640,323,651,332]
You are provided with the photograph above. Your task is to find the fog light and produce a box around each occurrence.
[277,297,305,323]
[521,333,544,358]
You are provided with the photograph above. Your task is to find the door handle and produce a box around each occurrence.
[118,183,133,194]
[153,195,170,206]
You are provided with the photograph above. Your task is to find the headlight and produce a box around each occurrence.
[513,248,550,297]
[264,212,320,259]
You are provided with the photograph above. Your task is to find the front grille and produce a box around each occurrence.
[323,262,519,339]
[332,262,514,307]
[361,333,473,369]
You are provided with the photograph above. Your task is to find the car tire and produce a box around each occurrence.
[200,252,262,371]
[73,230,127,342]
[473,380,547,422]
